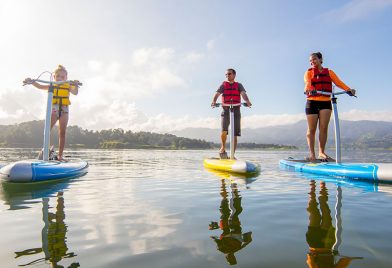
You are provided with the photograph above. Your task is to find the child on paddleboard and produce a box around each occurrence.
[23,65,80,161]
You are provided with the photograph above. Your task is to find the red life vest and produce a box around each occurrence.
[222,81,241,104]
[309,68,332,97]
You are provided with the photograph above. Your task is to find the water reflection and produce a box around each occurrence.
[204,168,257,189]
[281,162,392,194]
[209,178,252,265]
[306,180,363,268]
[0,182,79,267]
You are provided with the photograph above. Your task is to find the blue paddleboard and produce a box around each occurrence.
[280,158,392,183]
[0,159,88,183]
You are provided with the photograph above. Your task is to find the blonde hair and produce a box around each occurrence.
[54,65,68,76]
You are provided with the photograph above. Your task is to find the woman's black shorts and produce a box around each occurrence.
[305,100,332,115]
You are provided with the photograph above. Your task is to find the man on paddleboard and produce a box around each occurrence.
[211,69,252,159]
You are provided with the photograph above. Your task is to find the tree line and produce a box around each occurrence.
[0,120,295,150]
[0,120,212,149]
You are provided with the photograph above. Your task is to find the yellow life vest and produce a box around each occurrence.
[52,83,72,106]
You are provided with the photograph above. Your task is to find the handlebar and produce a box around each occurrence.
[305,89,356,97]
[24,79,83,86]
[213,102,249,108]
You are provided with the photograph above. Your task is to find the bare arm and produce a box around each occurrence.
[69,80,80,95]
[304,70,312,92]
[23,78,49,90]
[329,70,356,96]
[240,91,252,107]
[211,92,221,107]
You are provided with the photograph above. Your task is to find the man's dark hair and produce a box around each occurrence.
[227,68,236,75]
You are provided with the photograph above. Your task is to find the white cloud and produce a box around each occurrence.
[71,108,218,132]
[324,0,392,23]
[71,101,147,130]
[68,47,189,127]
[127,114,219,133]
[0,88,45,124]
[2,89,392,133]
[70,109,392,132]
[242,113,305,128]
[81,48,187,103]
[184,52,204,63]
[340,109,392,121]
[132,48,175,67]
[87,60,104,72]
[0,46,191,127]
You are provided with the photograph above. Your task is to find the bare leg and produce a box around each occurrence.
[220,131,227,153]
[50,113,59,128]
[306,114,319,161]
[234,136,238,152]
[318,109,332,159]
[57,113,69,160]
[49,112,59,156]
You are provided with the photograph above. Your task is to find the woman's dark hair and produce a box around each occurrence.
[310,52,323,63]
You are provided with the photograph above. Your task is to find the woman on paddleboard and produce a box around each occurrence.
[304,53,355,162]
[23,65,80,161]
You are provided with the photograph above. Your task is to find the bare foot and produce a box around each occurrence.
[318,154,335,162]
[319,153,328,159]
[305,154,316,162]
[219,151,228,159]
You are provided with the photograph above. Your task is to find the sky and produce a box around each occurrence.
[1,0,392,132]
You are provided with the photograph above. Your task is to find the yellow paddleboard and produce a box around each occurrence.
[203,158,260,174]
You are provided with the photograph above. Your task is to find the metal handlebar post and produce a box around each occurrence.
[331,95,342,163]
[306,90,355,164]
[229,105,235,160]
[214,102,248,159]
[43,84,54,161]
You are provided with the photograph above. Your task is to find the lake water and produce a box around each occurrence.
[1,148,392,268]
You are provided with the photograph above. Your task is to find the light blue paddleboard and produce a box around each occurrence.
[280,158,392,183]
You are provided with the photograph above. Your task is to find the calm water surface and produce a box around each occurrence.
[1,149,392,267]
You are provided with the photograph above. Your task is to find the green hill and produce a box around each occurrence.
[0,120,212,149]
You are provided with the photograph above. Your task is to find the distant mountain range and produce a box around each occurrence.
[171,120,392,149]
